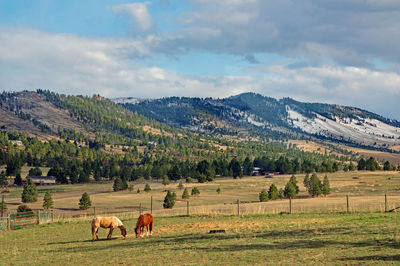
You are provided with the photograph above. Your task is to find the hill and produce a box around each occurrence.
[120,92,400,151]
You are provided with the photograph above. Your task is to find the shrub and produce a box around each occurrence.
[17,204,32,213]
[113,177,125,191]
[28,167,42,177]
[21,178,38,203]
[14,173,22,186]
[284,182,297,198]
[144,183,151,192]
[259,189,268,202]
[216,187,221,194]
[162,175,170,186]
[186,177,193,183]
[79,192,92,210]
[177,182,184,190]
[191,187,200,196]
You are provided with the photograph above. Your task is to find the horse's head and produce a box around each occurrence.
[120,226,127,238]
[135,226,140,238]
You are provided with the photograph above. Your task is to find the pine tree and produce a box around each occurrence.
[21,178,38,203]
[322,175,330,196]
[144,183,151,192]
[259,189,268,202]
[162,175,170,186]
[186,176,193,183]
[113,177,124,191]
[43,191,54,209]
[14,173,22,186]
[303,174,310,192]
[191,187,200,196]
[216,187,221,194]
[309,173,322,197]
[79,192,92,210]
[177,181,184,190]
[268,184,278,200]
[289,175,299,194]
[28,167,42,177]
[0,171,8,187]
[163,191,176,209]
[278,188,284,199]
[182,188,190,199]
[284,182,297,198]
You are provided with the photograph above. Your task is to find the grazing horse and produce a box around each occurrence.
[91,216,127,241]
[135,213,153,238]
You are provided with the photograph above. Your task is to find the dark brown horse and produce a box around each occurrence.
[135,213,153,238]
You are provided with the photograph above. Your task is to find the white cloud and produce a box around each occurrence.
[113,2,153,31]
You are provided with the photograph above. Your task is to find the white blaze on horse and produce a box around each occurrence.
[91,216,127,240]
[135,213,154,238]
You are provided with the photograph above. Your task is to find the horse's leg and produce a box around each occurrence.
[141,226,144,237]
[108,227,114,239]
[92,226,96,241]
[150,222,153,236]
[96,228,99,240]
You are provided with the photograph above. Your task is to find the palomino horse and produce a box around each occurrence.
[135,213,153,238]
[91,216,127,240]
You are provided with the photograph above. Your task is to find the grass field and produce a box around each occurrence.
[1,212,400,265]
[2,170,400,218]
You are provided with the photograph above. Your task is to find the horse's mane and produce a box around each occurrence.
[114,217,123,227]
[135,214,143,228]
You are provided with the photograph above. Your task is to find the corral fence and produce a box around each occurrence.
[0,210,54,230]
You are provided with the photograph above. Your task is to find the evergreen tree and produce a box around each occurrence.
[14,173,22,186]
[0,171,8,187]
[21,178,38,203]
[113,177,124,191]
[229,158,242,179]
[243,157,253,176]
[28,167,42,177]
[177,181,184,190]
[121,177,128,190]
[144,183,151,192]
[43,191,54,209]
[191,187,200,196]
[197,174,207,183]
[79,192,92,210]
[162,175,170,186]
[348,162,355,171]
[303,174,310,192]
[186,176,193,183]
[167,165,181,181]
[322,175,330,196]
[259,189,268,202]
[78,171,90,183]
[309,173,322,197]
[289,175,300,194]
[182,188,190,199]
[216,187,221,194]
[268,184,278,200]
[17,204,32,213]
[284,182,297,198]
[163,191,176,209]
[278,188,284,199]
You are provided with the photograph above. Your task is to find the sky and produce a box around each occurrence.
[1,0,400,119]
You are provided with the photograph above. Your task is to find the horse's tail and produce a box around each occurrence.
[149,220,153,233]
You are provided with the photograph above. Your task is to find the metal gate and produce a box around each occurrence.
[10,211,37,229]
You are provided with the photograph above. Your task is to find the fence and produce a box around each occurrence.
[0,210,53,231]
[1,194,399,230]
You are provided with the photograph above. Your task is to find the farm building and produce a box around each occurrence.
[24,176,56,186]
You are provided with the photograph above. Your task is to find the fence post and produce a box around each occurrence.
[51,209,54,222]
[93,206,96,217]
[37,210,40,224]
[139,203,142,215]
[187,200,189,217]
[289,197,292,214]
[237,199,240,216]
[385,193,387,213]
[151,196,153,214]
[1,195,4,217]
[7,214,10,230]
[346,195,349,213]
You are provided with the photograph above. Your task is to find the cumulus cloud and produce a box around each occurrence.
[113,2,153,31]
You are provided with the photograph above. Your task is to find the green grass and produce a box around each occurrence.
[1,212,400,265]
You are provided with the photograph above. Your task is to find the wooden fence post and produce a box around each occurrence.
[289,197,292,214]
[187,201,189,217]
[51,209,54,222]
[237,199,240,216]
[93,206,96,217]
[346,195,349,213]
[1,195,4,217]
[385,193,387,213]
[37,210,40,224]
[139,203,142,215]
[7,214,10,230]
[151,196,153,214]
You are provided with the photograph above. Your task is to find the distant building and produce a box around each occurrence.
[252,167,264,176]
[11,140,23,146]
[24,176,56,186]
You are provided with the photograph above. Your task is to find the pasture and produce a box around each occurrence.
[0,212,400,265]
[2,171,400,218]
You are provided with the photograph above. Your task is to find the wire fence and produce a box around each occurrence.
[1,193,399,231]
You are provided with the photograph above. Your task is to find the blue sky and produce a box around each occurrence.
[1,0,400,119]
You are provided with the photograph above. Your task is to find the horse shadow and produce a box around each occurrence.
[47,237,123,245]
